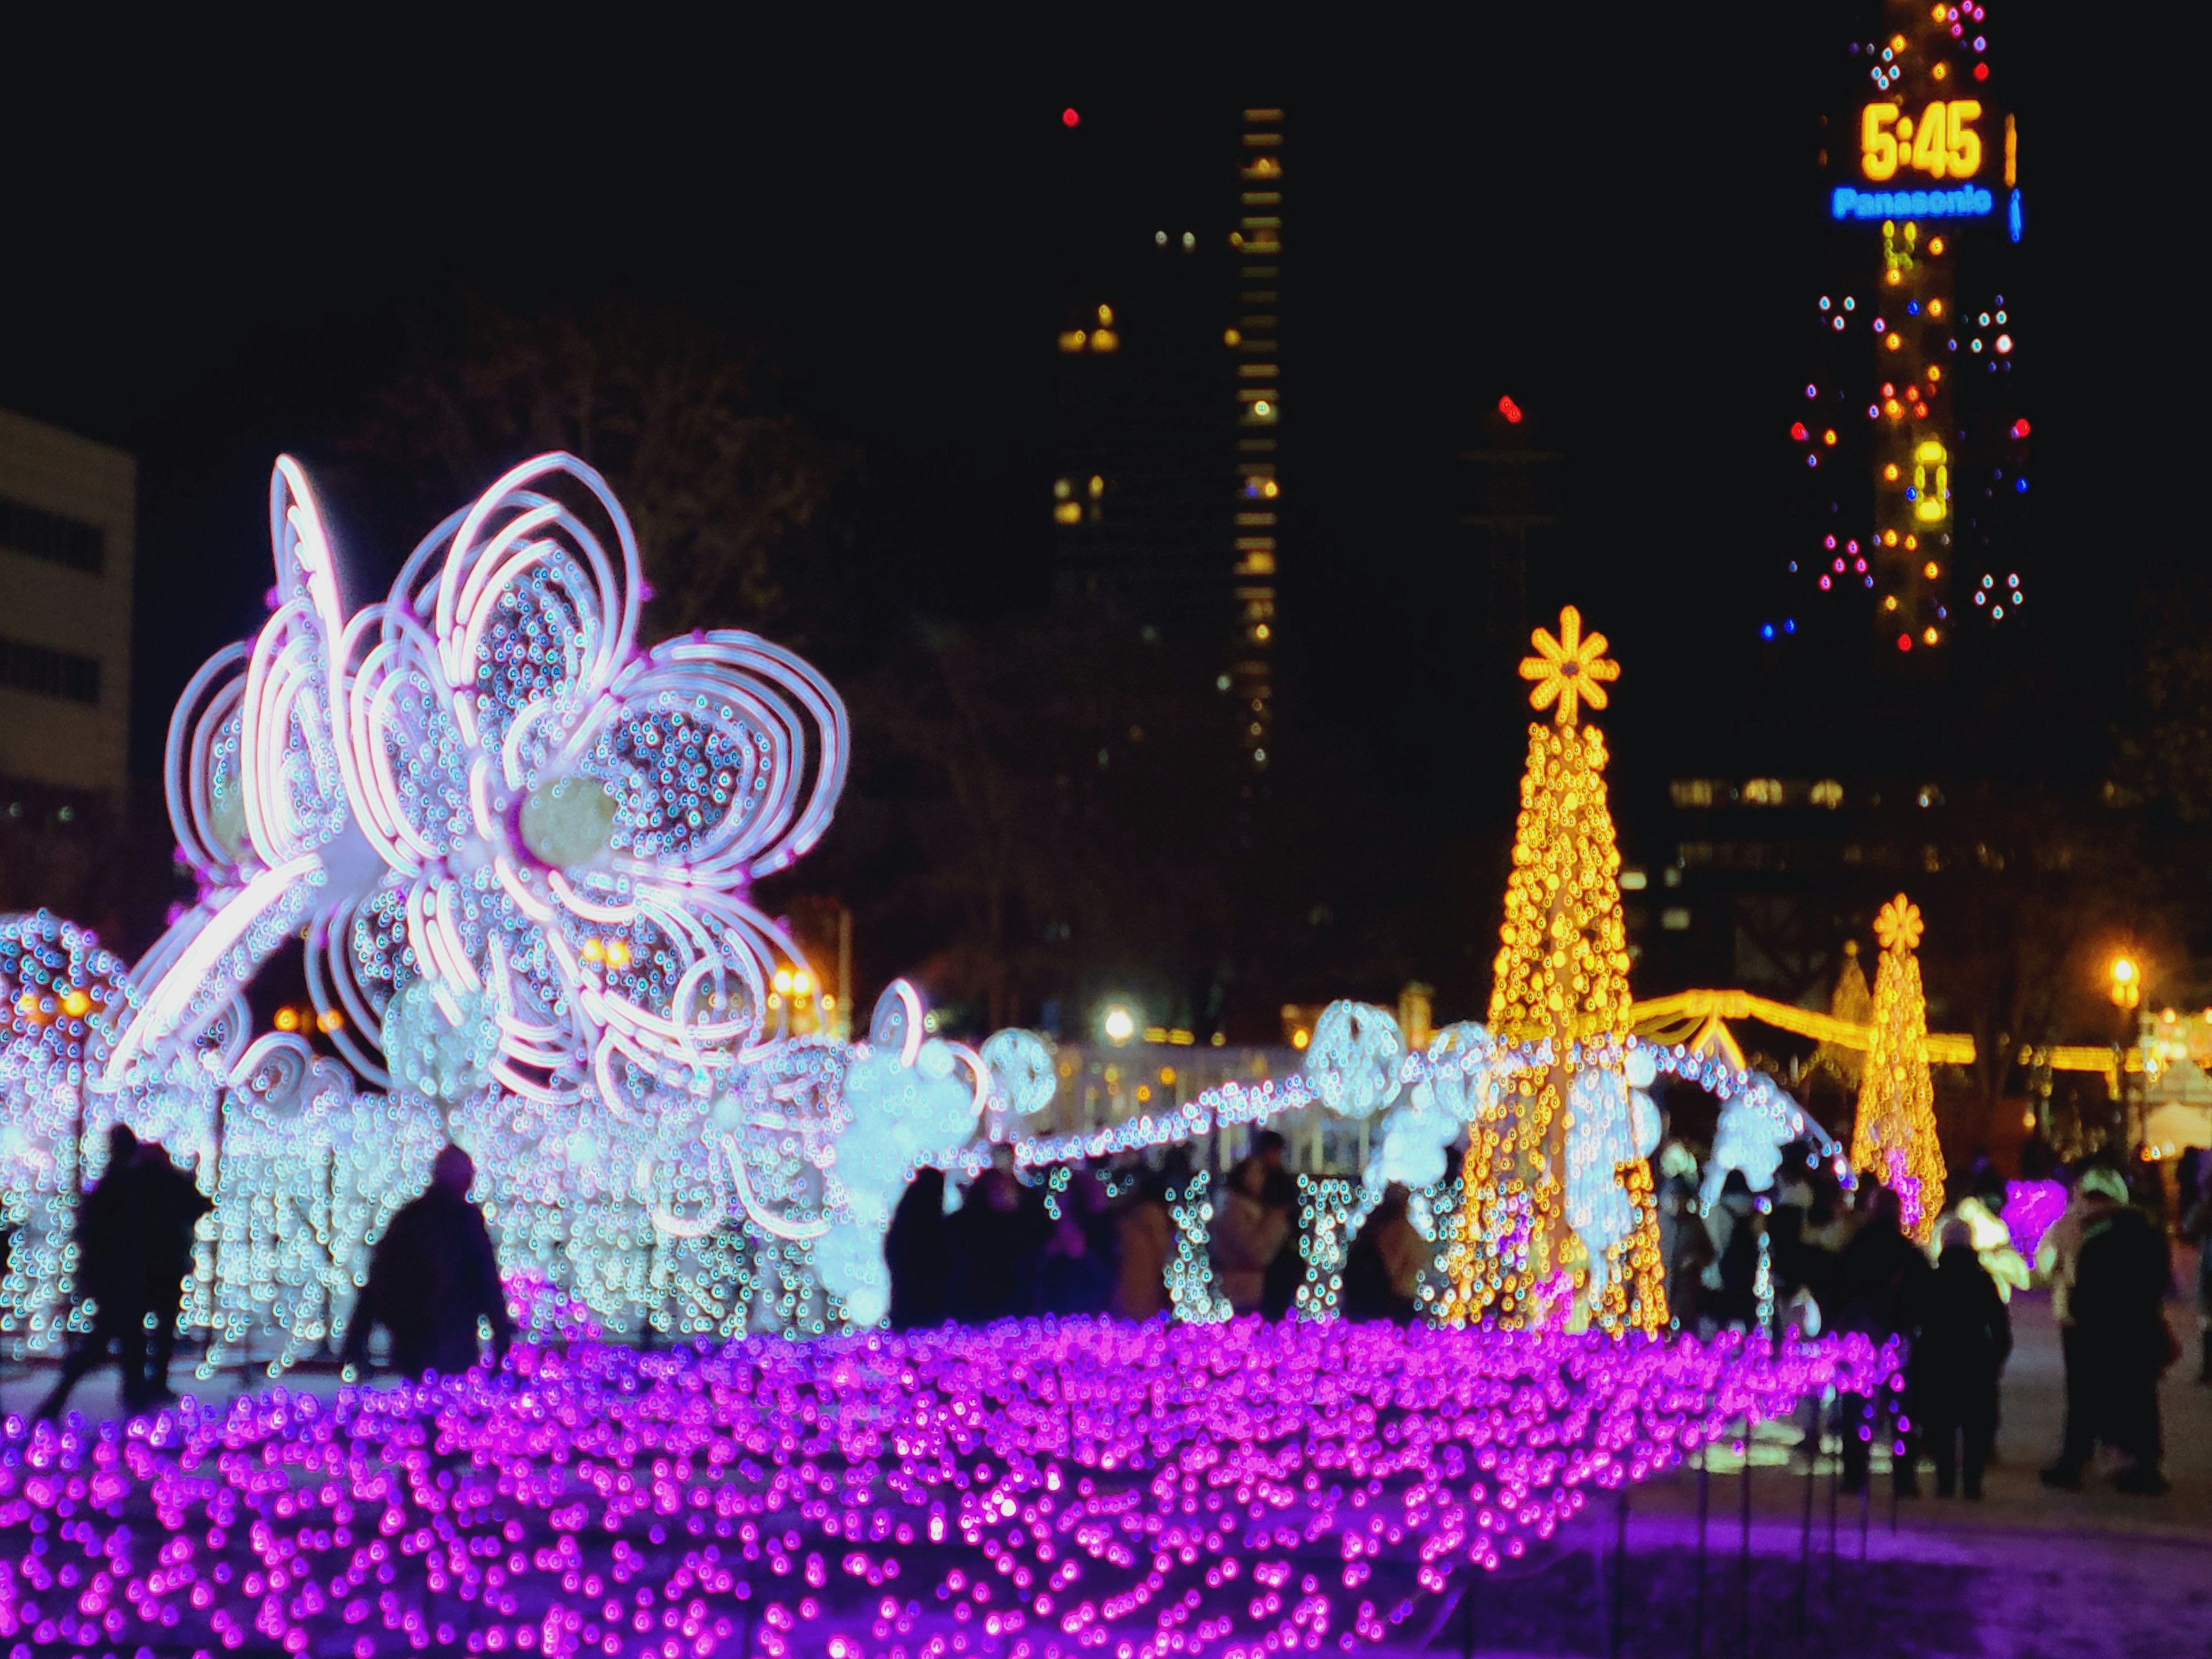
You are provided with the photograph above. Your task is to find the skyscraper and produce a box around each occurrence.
[1048,106,1285,771]
[1228,108,1282,771]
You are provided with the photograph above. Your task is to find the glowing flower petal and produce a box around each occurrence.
[108,460,376,1085]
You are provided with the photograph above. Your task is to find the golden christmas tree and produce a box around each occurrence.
[1851,893,1946,1241]
[1812,939,1873,1088]
[1438,607,1666,1334]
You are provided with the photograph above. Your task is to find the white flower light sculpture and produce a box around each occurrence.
[332,452,847,1112]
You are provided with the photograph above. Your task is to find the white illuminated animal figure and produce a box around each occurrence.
[1703,1070,1821,1210]
[810,983,986,1325]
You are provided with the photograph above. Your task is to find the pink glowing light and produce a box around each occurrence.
[2003,1178,2067,1259]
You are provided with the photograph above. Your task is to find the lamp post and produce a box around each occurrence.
[2108,954,2142,1156]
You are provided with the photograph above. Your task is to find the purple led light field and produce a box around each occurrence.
[0,1320,1891,1658]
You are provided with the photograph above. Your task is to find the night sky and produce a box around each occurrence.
[0,12,2184,1005]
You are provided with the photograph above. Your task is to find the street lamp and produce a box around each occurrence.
[2108,955,2140,1010]
[1100,1003,1137,1046]
[2107,953,2144,1156]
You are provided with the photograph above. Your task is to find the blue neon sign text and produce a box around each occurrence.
[1830,184,1994,222]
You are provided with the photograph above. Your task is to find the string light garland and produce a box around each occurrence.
[1851,893,1946,1240]
[1290,1176,1373,1319]
[0,1321,1896,1656]
[1442,609,1665,1335]
[1163,1176,1232,1324]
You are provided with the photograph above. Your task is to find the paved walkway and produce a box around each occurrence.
[1400,1263,2212,1657]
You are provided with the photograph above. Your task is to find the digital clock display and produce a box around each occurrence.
[1859,100,1983,181]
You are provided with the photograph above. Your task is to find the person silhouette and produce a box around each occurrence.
[340,1145,512,1381]
[38,1125,153,1419]
[134,1138,212,1406]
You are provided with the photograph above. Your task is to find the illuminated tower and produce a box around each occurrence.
[1229,107,1282,771]
[1778,1,2027,653]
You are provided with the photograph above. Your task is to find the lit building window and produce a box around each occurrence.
[1810,779,1844,807]
[1744,778,1785,805]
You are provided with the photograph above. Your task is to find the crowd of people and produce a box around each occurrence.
[29,1115,2203,1509]
[879,1131,1427,1327]
[1657,1143,2194,1499]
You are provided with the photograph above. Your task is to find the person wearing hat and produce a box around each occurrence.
[1912,1218,2012,1498]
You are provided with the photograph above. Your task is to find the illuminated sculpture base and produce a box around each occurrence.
[0,1320,1892,1657]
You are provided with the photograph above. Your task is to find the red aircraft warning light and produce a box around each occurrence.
[1498,396,1524,424]
[1062,108,1081,128]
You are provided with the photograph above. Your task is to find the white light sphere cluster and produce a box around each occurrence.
[809,986,986,1327]
[0,912,137,1353]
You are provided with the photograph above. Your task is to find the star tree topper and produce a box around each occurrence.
[1519,606,1620,726]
